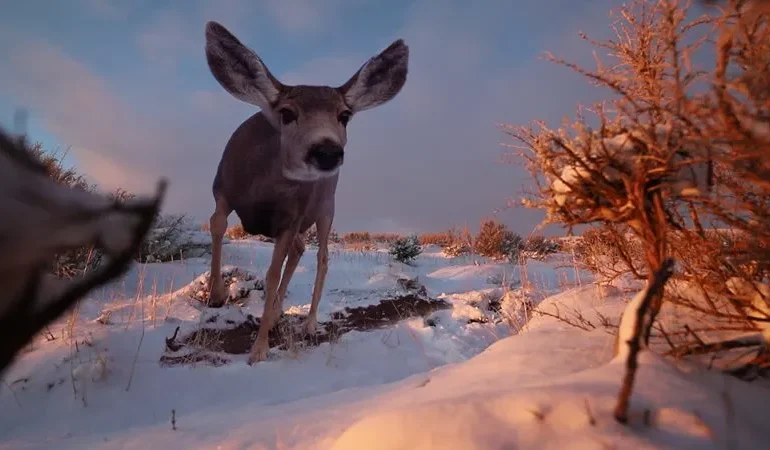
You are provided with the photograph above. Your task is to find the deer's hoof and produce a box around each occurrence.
[248,342,269,365]
[208,288,227,308]
[302,316,318,336]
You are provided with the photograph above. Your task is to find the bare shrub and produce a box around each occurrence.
[419,230,455,247]
[25,143,102,279]
[109,190,206,263]
[474,219,522,260]
[573,226,645,283]
[139,214,207,263]
[443,227,474,257]
[522,235,561,260]
[27,143,93,192]
[502,0,770,421]
[225,223,249,240]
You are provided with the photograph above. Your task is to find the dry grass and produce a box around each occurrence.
[344,241,378,253]
[419,231,455,247]
[225,223,249,240]
[342,231,372,244]
[370,232,403,244]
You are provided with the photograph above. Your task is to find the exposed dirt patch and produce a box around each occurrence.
[329,295,450,332]
[160,294,451,367]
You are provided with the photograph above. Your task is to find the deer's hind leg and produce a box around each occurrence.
[208,197,232,307]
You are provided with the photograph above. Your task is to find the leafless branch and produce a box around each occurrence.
[0,128,167,375]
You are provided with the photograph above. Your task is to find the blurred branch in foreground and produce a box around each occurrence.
[0,127,167,375]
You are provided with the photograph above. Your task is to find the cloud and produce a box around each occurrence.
[137,11,199,71]
[262,0,367,34]
[80,0,124,19]
[263,0,324,33]
[197,0,366,36]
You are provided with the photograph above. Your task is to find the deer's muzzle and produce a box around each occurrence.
[306,141,344,172]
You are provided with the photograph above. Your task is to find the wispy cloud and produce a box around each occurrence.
[262,0,368,35]
[80,0,125,19]
[137,11,198,71]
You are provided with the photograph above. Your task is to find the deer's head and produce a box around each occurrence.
[205,22,409,182]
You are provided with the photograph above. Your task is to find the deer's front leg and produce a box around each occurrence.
[207,198,231,308]
[303,215,332,335]
[273,234,305,319]
[248,230,294,364]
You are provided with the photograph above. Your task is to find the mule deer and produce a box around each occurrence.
[204,22,409,363]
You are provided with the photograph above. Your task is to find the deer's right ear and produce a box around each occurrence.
[205,21,283,113]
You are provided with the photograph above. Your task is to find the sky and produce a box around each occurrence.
[0,0,625,235]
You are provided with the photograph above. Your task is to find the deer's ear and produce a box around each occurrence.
[338,39,409,113]
[205,21,284,113]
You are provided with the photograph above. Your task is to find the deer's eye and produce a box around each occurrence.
[338,110,352,127]
[279,108,297,125]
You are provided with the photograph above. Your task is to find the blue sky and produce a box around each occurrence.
[0,0,622,234]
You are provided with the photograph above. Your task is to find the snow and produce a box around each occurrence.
[549,125,714,206]
[615,288,649,360]
[2,239,769,449]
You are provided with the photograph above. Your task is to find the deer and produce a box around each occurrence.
[203,21,409,364]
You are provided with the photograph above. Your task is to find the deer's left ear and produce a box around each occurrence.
[338,39,409,113]
[205,21,284,113]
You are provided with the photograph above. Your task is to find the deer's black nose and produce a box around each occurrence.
[307,141,344,172]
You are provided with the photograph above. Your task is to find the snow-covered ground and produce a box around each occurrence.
[1,239,769,449]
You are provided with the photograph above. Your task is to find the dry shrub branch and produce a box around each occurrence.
[502,0,770,423]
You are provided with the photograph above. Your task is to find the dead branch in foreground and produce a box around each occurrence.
[614,258,676,424]
[0,127,167,375]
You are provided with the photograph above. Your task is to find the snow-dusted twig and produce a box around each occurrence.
[614,258,675,424]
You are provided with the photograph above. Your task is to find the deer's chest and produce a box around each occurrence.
[234,188,313,239]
